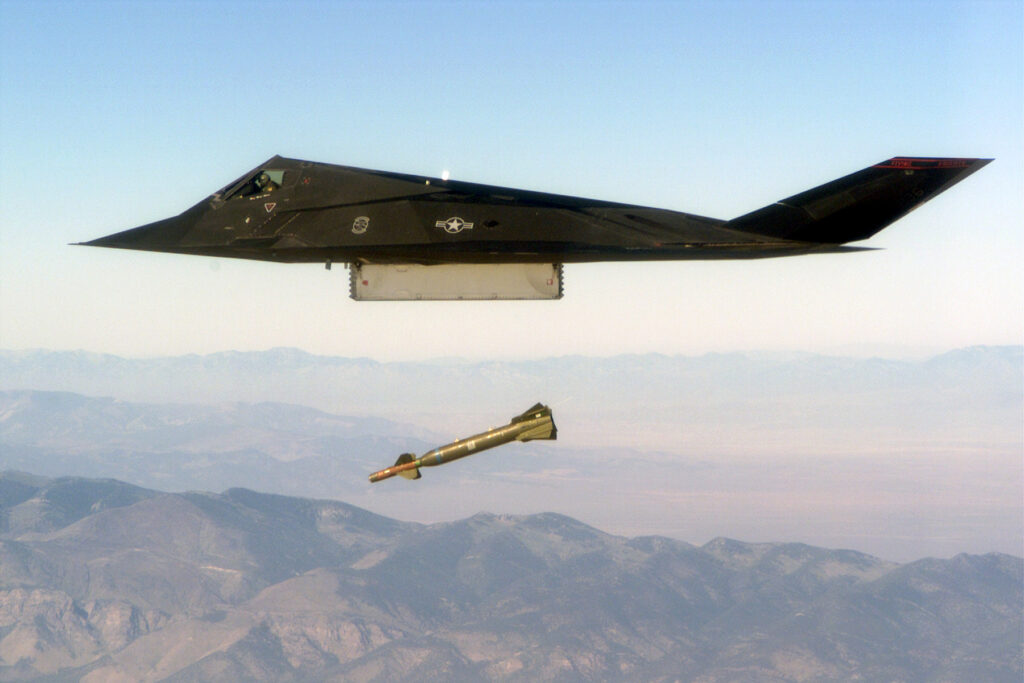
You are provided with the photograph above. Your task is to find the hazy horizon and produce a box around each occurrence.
[1,341,1016,364]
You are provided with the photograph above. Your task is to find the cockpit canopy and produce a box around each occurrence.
[217,169,288,200]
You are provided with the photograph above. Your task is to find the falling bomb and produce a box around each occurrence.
[368,403,556,483]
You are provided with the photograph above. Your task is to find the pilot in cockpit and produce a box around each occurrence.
[253,171,277,194]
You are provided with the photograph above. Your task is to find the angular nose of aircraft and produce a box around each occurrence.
[77,203,205,252]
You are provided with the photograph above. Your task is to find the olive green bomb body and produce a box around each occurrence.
[369,404,556,483]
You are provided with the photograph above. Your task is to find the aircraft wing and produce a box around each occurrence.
[79,155,991,300]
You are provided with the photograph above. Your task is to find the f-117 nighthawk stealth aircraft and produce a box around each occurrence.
[81,156,990,300]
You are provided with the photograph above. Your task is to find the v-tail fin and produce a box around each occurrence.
[727,157,992,244]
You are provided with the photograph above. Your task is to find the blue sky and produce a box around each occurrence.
[1,0,1021,359]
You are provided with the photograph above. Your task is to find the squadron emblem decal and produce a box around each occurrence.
[436,216,474,234]
[352,216,370,234]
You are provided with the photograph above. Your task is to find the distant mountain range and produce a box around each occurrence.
[0,389,441,499]
[0,473,1019,682]
[2,346,1020,451]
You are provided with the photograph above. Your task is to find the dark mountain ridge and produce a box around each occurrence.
[0,473,1019,681]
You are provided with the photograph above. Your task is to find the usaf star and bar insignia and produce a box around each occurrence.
[436,216,474,234]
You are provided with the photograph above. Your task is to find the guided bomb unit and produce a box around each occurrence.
[81,156,990,300]
[369,404,556,483]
